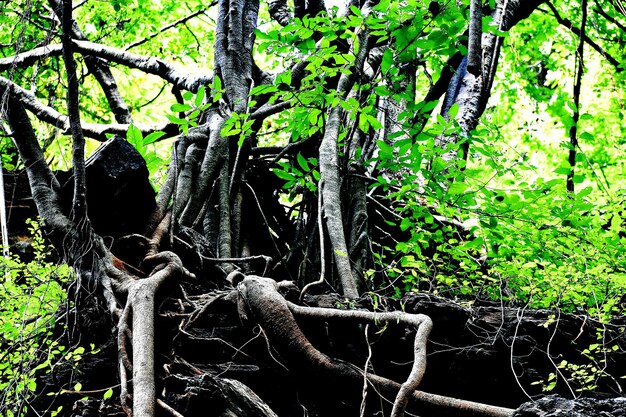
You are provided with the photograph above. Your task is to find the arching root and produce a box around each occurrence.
[236,275,514,417]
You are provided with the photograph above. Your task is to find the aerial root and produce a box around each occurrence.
[110,251,192,417]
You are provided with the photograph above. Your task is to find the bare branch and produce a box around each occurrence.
[0,44,63,72]
[250,100,293,121]
[124,7,212,51]
[49,0,132,123]
[545,1,622,72]
[72,40,212,91]
[0,75,174,140]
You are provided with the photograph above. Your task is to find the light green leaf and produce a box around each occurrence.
[195,85,206,107]
[297,153,310,172]
[143,131,166,145]
[381,49,393,74]
[447,182,468,195]
[103,388,113,400]
[170,103,192,113]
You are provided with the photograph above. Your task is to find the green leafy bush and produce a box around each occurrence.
[0,220,72,417]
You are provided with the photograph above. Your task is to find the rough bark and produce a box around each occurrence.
[318,29,371,298]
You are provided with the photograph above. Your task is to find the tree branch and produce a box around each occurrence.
[2,91,68,237]
[0,39,213,91]
[318,29,371,298]
[467,0,483,75]
[49,0,132,123]
[566,0,588,193]
[214,0,259,113]
[545,1,623,71]
[0,44,63,72]
[0,75,174,140]
[593,0,626,32]
[72,40,212,91]
[124,7,212,51]
[61,0,88,217]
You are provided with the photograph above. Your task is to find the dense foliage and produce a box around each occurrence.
[1,0,626,415]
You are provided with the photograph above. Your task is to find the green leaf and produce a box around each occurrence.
[143,131,166,145]
[297,153,310,172]
[212,75,222,92]
[74,382,82,392]
[166,114,187,124]
[251,84,278,95]
[126,124,143,147]
[448,103,459,119]
[381,49,393,74]
[170,103,192,113]
[447,182,468,195]
[278,71,292,87]
[221,126,240,137]
[377,140,393,158]
[366,114,382,130]
[103,388,114,400]
[358,113,369,132]
[400,217,412,231]
[554,166,571,175]
[195,85,206,107]
[349,5,363,16]
[273,169,296,181]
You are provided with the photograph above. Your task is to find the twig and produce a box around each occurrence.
[0,74,172,140]
[124,7,211,50]
[200,254,272,263]
[544,1,621,72]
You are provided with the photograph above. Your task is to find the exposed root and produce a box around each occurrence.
[157,398,186,417]
[110,251,194,417]
[237,275,514,417]
[147,211,172,257]
[117,301,133,416]
[287,300,432,417]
